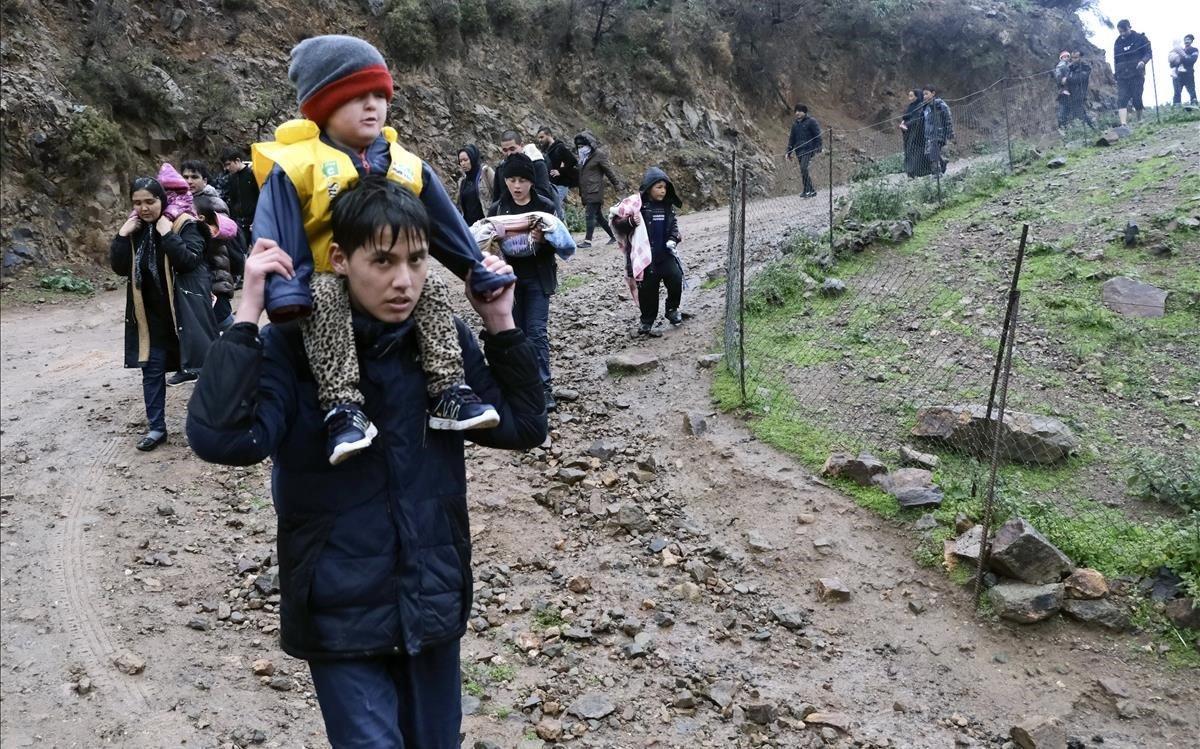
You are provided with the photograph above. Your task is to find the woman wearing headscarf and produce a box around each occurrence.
[456,145,495,226]
[110,175,217,451]
[899,89,929,178]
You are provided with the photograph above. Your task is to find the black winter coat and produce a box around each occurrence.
[787,116,822,157]
[110,217,217,372]
[186,317,547,659]
[225,166,260,225]
[1067,61,1092,99]
[544,140,579,188]
[1114,31,1152,80]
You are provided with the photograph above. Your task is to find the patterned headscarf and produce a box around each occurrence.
[129,177,167,289]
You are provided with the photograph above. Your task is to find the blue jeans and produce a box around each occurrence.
[554,184,569,221]
[308,640,461,749]
[141,347,168,433]
[512,276,552,387]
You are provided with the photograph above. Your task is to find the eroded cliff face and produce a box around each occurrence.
[0,0,1104,270]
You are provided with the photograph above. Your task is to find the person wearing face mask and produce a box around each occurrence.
[455,144,494,226]
[573,130,622,248]
[110,176,217,451]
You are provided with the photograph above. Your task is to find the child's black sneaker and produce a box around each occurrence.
[666,309,683,326]
[167,371,199,387]
[325,404,378,466]
[429,385,500,431]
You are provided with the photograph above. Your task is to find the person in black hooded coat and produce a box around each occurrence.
[899,89,930,178]
[612,167,685,335]
[110,176,217,451]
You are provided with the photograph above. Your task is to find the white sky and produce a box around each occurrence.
[1081,0,1200,104]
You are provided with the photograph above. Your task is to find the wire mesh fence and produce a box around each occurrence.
[719,68,1200,618]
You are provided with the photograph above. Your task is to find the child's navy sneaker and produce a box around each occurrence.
[429,385,500,431]
[666,309,683,326]
[325,404,378,466]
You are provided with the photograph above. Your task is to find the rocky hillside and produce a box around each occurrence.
[0,0,1106,272]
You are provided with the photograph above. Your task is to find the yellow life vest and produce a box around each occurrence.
[251,119,424,272]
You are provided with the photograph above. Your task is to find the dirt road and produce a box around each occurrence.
[2,178,1196,748]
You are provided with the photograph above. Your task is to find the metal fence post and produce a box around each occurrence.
[828,127,834,257]
[1150,62,1161,124]
[738,164,748,404]
[973,290,1021,607]
[1003,74,1014,173]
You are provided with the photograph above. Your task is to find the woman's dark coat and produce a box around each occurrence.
[574,131,621,205]
[901,94,930,177]
[109,215,218,372]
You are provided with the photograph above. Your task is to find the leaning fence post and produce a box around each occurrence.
[828,127,834,257]
[1150,61,1161,124]
[738,164,748,404]
[983,224,1029,425]
[973,289,1021,607]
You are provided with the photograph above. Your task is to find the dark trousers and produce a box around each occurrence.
[213,297,233,331]
[584,201,614,241]
[141,347,168,433]
[1056,96,1070,128]
[798,152,815,194]
[1174,73,1197,104]
[638,258,684,325]
[512,276,552,387]
[308,641,462,749]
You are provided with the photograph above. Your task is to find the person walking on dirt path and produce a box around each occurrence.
[456,144,494,226]
[785,104,822,198]
[1065,51,1097,130]
[574,130,622,248]
[186,179,547,749]
[1113,19,1153,126]
[536,126,578,221]
[900,89,930,177]
[612,167,686,337]
[920,85,953,175]
[486,152,562,412]
[1170,34,1198,106]
[220,146,259,239]
[110,176,217,451]
[493,130,556,213]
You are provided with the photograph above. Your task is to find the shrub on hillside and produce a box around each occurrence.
[1127,450,1200,512]
[63,108,129,177]
[383,0,437,65]
[73,56,176,125]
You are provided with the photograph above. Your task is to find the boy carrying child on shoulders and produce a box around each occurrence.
[251,34,515,464]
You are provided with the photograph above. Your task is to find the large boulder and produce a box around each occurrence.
[911,405,1078,465]
[989,582,1063,624]
[1101,277,1168,318]
[1165,598,1200,631]
[988,518,1073,584]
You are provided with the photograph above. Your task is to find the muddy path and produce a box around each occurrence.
[2,161,1197,748]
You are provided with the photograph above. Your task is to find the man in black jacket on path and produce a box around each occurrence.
[1113,19,1153,126]
[536,126,578,220]
[786,104,822,198]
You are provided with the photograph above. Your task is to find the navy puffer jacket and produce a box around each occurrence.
[186,316,547,659]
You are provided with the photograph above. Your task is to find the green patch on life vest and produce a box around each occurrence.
[322,161,339,177]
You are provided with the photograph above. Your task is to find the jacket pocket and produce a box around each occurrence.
[276,512,337,653]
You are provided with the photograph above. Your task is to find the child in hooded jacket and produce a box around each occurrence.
[612,167,685,336]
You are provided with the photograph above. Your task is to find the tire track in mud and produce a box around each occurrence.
[51,430,153,713]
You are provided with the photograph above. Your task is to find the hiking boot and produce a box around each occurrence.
[638,322,662,337]
[666,309,683,326]
[136,430,167,452]
[325,404,378,466]
[578,239,593,249]
[429,385,500,431]
[167,371,198,387]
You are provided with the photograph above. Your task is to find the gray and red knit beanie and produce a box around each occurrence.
[288,35,394,126]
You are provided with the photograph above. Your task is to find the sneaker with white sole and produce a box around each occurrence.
[167,371,198,387]
[325,404,378,466]
[429,385,500,431]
